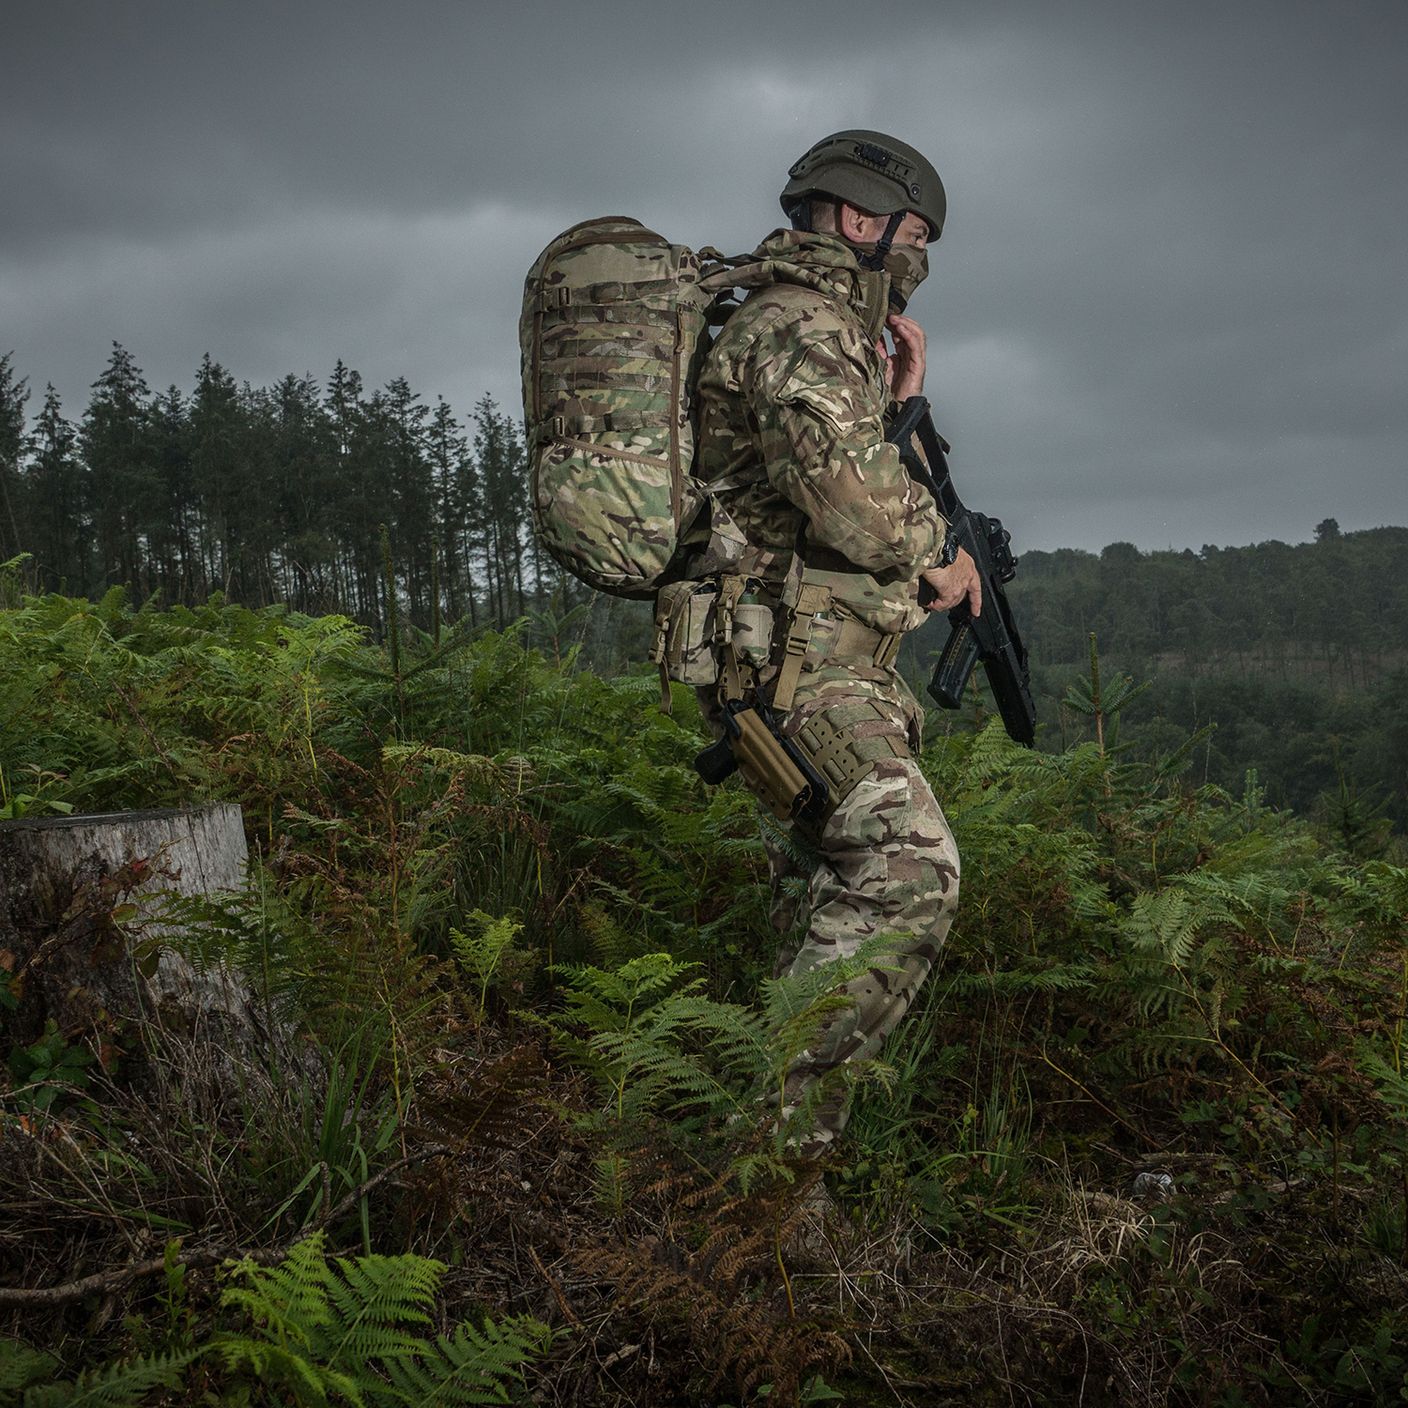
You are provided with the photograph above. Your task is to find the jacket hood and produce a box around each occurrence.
[721,228,871,309]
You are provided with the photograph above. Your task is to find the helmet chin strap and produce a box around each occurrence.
[792,204,912,314]
[793,201,906,264]
[856,210,906,270]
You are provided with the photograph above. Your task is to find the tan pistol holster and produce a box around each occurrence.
[684,566,911,832]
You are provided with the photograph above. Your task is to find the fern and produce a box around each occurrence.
[1120,888,1225,970]
[575,900,655,970]
[575,1167,849,1402]
[947,960,1097,998]
[535,943,921,1162]
[1328,861,1408,945]
[414,1044,547,1153]
[0,1342,58,1400]
[14,1350,199,1408]
[1357,1046,1408,1117]
[381,1317,555,1405]
[532,953,743,1126]
[449,911,524,1020]
[380,743,508,791]
[214,1231,551,1406]
[143,866,314,1021]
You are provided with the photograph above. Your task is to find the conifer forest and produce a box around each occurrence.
[1,347,1406,1405]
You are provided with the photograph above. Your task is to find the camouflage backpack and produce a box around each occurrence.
[519,218,738,598]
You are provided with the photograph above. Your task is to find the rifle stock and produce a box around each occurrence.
[887,396,1037,746]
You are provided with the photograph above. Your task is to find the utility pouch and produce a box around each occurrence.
[693,697,831,829]
[650,579,720,686]
[730,601,775,672]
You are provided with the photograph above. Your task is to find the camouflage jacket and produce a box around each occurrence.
[691,229,946,635]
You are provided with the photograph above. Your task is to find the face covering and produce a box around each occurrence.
[850,239,929,314]
[880,242,929,312]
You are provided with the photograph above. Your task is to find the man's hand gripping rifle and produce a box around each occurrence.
[887,395,1037,747]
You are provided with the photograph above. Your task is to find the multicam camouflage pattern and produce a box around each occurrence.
[691,228,947,634]
[520,218,720,597]
[766,672,959,1155]
[697,658,959,1155]
[651,578,720,686]
[689,232,959,1154]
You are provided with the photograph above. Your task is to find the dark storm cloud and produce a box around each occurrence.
[3,0,1405,550]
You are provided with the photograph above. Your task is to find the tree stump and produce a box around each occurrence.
[0,804,262,1066]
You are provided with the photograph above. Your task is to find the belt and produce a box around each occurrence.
[773,592,904,713]
[809,616,904,671]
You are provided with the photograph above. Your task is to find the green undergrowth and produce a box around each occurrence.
[1,590,1405,1406]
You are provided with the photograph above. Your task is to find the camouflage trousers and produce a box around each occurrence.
[706,666,961,1156]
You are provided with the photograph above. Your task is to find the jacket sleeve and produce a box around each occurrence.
[741,307,946,583]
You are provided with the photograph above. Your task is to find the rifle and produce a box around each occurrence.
[886,395,1037,746]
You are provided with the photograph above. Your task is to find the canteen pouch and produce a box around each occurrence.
[650,579,719,686]
[730,601,775,672]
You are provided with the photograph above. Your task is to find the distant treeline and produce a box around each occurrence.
[0,346,552,630]
[3,347,1404,836]
[1011,527,1408,691]
[5,346,1403,670]
[987,529,1408,840]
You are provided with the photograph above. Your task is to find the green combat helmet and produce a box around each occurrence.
[780,129,946,241]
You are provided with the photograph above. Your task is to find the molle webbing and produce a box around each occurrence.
[792,700,910,812]
[520,216,745,598]
[534,277,682,309]
[534,409,664,441]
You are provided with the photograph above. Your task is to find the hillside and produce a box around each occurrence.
[899,525,1408,838]
[1012,525,1408,686]
[1,592,1406,1405]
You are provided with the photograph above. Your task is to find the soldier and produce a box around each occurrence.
[692,130,982,1155]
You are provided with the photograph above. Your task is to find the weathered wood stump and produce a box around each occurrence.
[0,804,262,1065]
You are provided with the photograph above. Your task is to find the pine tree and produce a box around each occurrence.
[0,354,32,569]
[25,385,86,593]
[80,343,154,591]
[148,385,198,602]
[325,360,383,623]
[189,354,245,598]
[473,395,530,625]
[428,396,479,627]
[271,372,337,615]
[233,378,288,609]
[379,376,433,626]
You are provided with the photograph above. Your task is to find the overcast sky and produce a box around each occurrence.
[3,0,1405,552]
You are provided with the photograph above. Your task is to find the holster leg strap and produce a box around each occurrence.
[791,700,911,817]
